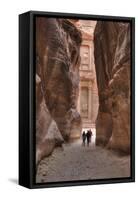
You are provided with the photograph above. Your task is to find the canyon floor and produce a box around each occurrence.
[36,140,130,183]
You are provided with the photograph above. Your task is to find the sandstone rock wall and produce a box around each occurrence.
[36,18,82,163]
[36,74,64,164]
[94,21,130,154]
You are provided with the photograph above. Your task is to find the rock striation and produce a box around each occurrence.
[36,18,82,163]
[94,21,130,154]
[36,74,64,164]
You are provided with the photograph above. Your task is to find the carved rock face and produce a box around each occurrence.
[36,74,64,164]
[36,18,82,163]
[94,22,130,154]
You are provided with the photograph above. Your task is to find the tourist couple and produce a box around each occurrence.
[82,129,93,147]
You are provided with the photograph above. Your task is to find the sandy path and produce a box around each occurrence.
[36,140,130,183]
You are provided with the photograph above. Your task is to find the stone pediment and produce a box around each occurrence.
[81,30,93,40]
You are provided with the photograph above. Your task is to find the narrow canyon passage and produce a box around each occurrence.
[36,141,130,183]
[36,18,131,183]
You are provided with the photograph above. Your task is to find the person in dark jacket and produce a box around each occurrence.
[82,131,86,146]
[86,129,93,146]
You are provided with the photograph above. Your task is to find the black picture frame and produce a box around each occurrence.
[19,10,135,189]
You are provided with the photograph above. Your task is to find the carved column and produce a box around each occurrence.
[88,81,92,121]
[77,84,81,113]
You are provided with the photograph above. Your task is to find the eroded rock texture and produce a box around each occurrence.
[36,74,64,164]
[36,18,82,163]
[94,22,130,154]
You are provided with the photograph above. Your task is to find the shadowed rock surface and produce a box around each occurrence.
[36,18,82,163]
[36,74,64,164]
[94,21,130,153]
